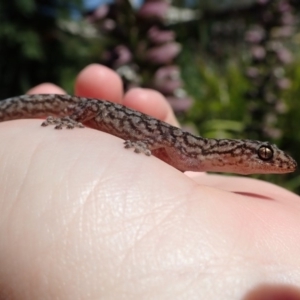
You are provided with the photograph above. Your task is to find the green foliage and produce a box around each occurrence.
[179,44,299,192]
[179,48,249,138]
[0,0,100,98]
[277,54,300,191]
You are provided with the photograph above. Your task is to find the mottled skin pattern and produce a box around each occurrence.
[0,94,297,174]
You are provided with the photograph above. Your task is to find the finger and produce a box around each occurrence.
[124,88,180,127]
[27,83,66,94]
[75,64,123,103]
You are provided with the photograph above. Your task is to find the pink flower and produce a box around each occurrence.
[251,46,266,60]
[276,48,293,64]
[275,101,287,114]
[148,26,175,44]
[245,27,265,43]
[154,65,180,80]
[138,1,169,20]
[246,67,260,78]
[153,66,182,94]
[263,127,282,139]
[146,42,181,64]
[167,96,193,112]
[113,45,132,67]
[271,26,294,38]
[257,0,270,4]
[277,1,292,13]
[155,78,182,94]
[101,19,116,31]
[86,5,109,22]
[281,12,295,26]
[277,78,291,90]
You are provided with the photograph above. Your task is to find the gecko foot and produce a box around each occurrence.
[124,140,152,156]
[41,116,84,129]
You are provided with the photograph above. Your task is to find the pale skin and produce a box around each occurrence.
[0,64,300,300]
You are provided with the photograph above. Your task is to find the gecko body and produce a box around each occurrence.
[0,94,297,174]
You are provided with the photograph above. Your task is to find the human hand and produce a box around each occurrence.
[1,64,299,299]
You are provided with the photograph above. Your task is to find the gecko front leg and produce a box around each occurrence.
[40,98,103,130]
[41,116,85,129]
[124,140,152,156]
[40,97,154,157]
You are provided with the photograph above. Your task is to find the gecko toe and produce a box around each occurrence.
[124,140,152,156]
[41,116,85,130]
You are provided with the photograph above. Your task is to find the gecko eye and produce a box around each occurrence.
[258,145,273,161]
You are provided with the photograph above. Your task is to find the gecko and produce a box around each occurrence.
[0,94,297,174]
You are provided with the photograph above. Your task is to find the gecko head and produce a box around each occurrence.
[204,140,297,175]
[232,141,297,175]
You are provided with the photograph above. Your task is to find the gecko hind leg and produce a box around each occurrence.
[151,148,185,172]
[41,116,85,129]
[124,140,152,156]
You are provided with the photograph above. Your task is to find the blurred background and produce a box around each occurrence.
[1,0,299,191]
